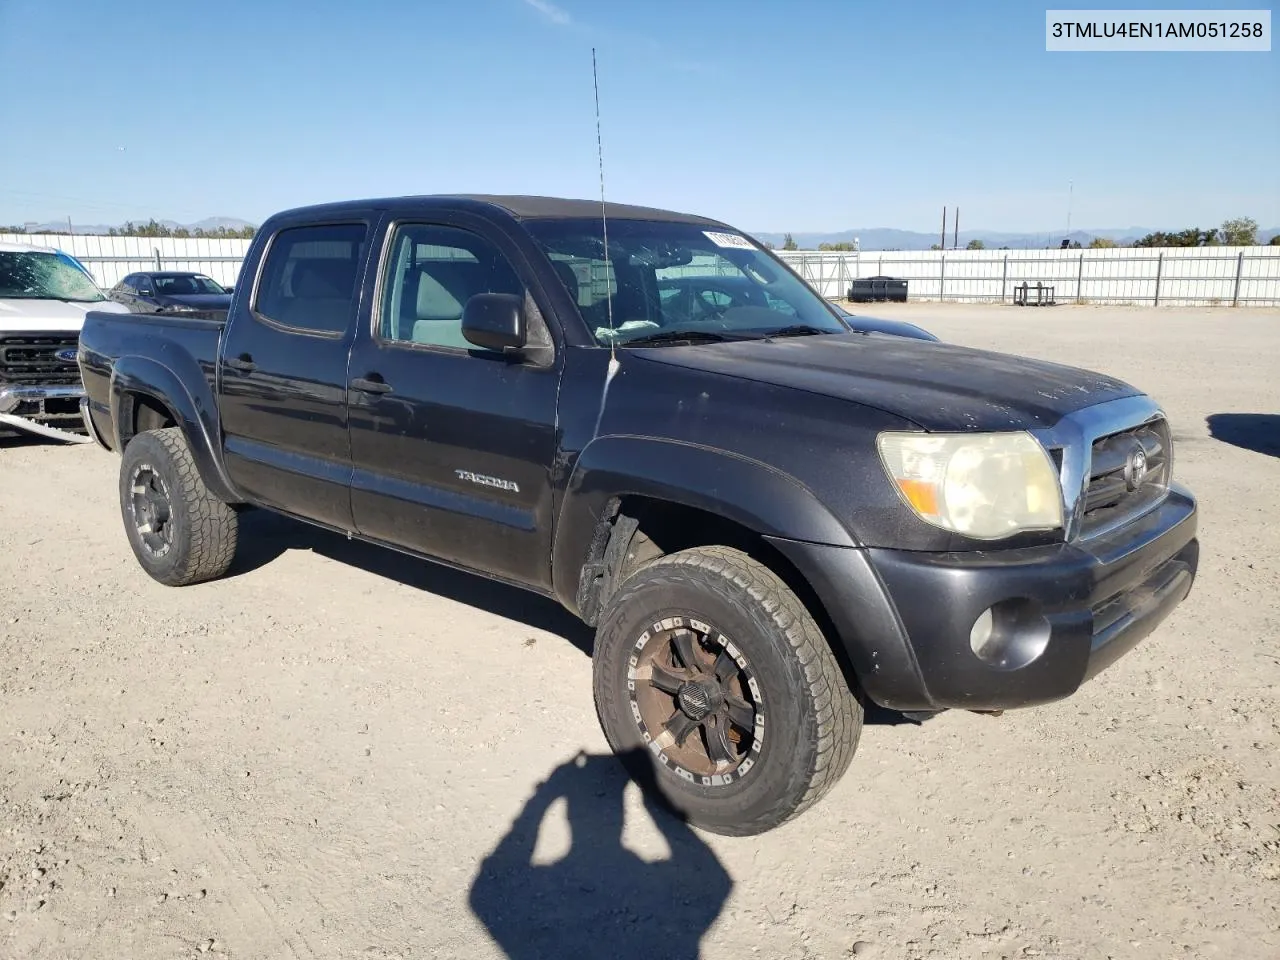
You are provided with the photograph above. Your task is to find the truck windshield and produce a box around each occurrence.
[523,219,847,346]
[0,250,106,302]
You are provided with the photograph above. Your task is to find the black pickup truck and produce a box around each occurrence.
[78,195,1199,836]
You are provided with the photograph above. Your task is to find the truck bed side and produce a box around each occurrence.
[78,311,237,501]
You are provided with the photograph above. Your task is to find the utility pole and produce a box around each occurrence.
[67,216,73,236]
[940,206,947,251]
[954,207,959,250]
[1066,179,1074,241]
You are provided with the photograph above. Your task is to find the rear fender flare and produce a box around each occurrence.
[110,352,239,503]
[551,435,857,614]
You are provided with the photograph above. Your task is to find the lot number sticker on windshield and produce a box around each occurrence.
[703,231,756,250]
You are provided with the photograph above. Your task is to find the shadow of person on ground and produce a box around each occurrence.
[469,750,732,960]
[226,508,593,654]
[1207,413,1280,458]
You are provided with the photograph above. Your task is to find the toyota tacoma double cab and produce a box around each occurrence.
[78,195,1199,836]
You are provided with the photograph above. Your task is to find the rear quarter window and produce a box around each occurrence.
[254,223,369,334]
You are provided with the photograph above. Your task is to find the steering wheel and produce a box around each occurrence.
[688,288,739,323]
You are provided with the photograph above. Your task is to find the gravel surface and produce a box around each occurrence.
[2,304,1277,960]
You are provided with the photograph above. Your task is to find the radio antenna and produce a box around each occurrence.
[592,47,616,360]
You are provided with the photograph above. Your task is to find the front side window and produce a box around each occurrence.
[523,219,845,345]
[255,223,368,334]
[0,250,105,302]
[379,224,523,350]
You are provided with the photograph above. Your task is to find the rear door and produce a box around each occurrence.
[346,217,561,588]
[217,217,377,531]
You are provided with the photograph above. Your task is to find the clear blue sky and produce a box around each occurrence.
[0,0,1275,232]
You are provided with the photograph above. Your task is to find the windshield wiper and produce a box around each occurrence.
[620,329,744,347]
[758,324,838,339]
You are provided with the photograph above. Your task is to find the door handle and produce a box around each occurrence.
[350,376,393,395]
[226,354,256,372]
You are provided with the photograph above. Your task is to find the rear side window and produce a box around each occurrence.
[254,223,368,334]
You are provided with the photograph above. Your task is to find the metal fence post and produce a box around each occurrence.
[1232,250,1245,307]
[939,255,946,301]
[1077,252,1085,301]
[1154,252,1164,306]
[1001,255,1008,303]
[154,247,162,271]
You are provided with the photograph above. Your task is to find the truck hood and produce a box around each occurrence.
[0,297,130,332]
[633,332,1140,431]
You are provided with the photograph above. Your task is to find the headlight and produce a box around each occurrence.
[162,304,199,313]
[877,431,1063,539]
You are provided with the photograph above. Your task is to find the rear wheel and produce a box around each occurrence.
[592,545,863,836]
[118,427,237,586]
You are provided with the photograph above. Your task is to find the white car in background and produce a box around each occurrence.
[0,242,129,442]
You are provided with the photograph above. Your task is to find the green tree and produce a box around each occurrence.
[1270,234,1280,246]
[1088,236,1117,248]
[1135,228,1216,247]
[929,243,942,251]
[965,239,985,250]
[1220,217,1258,246]
[818,241,857,251]
[781,233,797,251]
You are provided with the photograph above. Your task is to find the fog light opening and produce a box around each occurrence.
[968,599,1052,670]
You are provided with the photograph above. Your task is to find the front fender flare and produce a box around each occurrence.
[551,435,856,613]
[110,352,239,503]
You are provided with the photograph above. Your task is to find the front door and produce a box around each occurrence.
[347,219,561,589]
[217,219,376,531]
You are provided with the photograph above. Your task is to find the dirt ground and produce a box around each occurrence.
[2,303,1277,960]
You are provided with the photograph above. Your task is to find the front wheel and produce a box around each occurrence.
[118,427,238,586]
[592,545,863,836]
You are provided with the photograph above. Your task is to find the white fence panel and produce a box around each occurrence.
[777,246,1280,306]
[0,233,253,289]
[3,233,1278,307]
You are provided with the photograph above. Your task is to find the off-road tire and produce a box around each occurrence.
[593,545,863,836]
[119,427,238,586]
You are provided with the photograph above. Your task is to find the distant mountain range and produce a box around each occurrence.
[18,217,256,235]
[750,226,1280,250]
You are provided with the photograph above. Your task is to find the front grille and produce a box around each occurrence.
[1079,418,1171,538]
[0,334,81,385]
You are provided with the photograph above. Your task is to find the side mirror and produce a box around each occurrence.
[462,293,526,353]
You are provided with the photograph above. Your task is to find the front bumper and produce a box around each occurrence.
[769,483,1199,712]
[0,382,85,415]
[0,383,92,442]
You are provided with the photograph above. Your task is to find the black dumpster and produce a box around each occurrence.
[847,276,908,302]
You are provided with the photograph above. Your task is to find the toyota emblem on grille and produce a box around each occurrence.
[55,348,79,363]
[1123,445,1149,491]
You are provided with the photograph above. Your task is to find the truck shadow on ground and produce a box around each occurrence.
[229,508,595,654]
[229,510,920,726]
[469,749,732,960]
[1206,413,1280,458]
